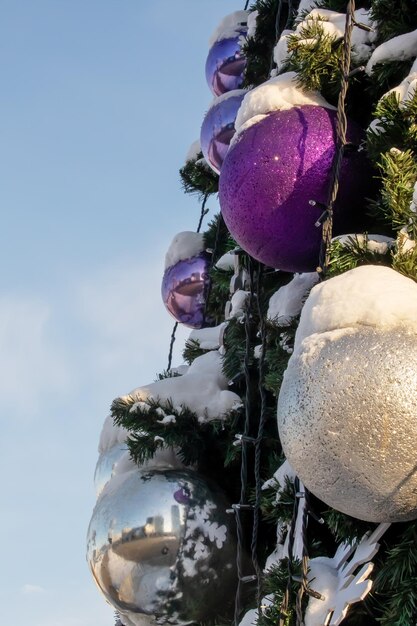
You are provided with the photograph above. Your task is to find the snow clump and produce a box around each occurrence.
[164,231,205,269]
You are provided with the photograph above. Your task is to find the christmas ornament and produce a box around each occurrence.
[219,105,368,272]
[278,265,417,522]
[161,252,211,329]
[94,443,127,498]
[205,32,247,96]
[305,523,390,626]
[87,468,236,624]
[200,90,246,174]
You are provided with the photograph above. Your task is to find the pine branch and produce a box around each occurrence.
[206,266,233,326]
[182,338,207,365]
[373,524,417,626]
[370,0,417,45]
[367,91,417,162]
[203,213,234,259]
[111,395,241,470]
[257,560,302,626]
[393,244,417,281]
[222,316,251,382]
[252,475,296,525]
[179,153,218,198]
[263,322,294,395]
[243,0,293,88]
[374,148,417,230]
[322,508,375,544]
[327,235,393,278]
[286,19,345,103]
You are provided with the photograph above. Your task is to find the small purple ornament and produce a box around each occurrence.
[162,253,211,329]
[174,485,191,505]
[200,90,246,175]
[205,33,247,97]
[219,106,369,273]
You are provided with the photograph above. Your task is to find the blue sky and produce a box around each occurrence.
[0,2,240,624]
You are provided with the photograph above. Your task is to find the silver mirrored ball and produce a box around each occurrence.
[94,443,128,498]
[87,468,236,624]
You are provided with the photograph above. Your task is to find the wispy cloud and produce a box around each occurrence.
[0,294,71,419]
[21,583,46,594]
[72,257,189,392]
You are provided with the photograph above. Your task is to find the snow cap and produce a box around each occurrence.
[294,265,417,355]
[122,350,242,422]
[234,72,334,135]
[247,10,258,39]
[332,233,394,255]
[189,323,227,350]
[208,10,248,47]
[164,231,205,270]
[268,273,319,325]
[366,28,417,75]
[185,139,201,162]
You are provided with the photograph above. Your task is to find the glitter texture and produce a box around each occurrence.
[200,90,246,174]
[219,106,368,272]
[161,253,211,329]
[205,34,247,96]
[278,327,417,522]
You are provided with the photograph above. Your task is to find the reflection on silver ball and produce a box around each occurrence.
[87,469,236,624]
[94,444,128,498]
[278,327,417,522]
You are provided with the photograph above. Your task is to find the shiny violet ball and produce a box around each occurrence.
[219,106,368,273]
[205,33,247,96]
[200,90,246,175]
[161,253,211,329]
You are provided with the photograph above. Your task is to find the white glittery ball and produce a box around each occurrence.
[277,265,417,522]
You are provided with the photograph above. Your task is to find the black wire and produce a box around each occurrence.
[251,263,267,610]
[234,258,255,626]
[166,321,178,371]
[318,1,356,278]
[196,193,209,234]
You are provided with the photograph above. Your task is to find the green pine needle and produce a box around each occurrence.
[179,153,218,198]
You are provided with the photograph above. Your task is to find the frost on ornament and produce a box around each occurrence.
[278,265,417,522]
[118,351,241,423]
[305,523,390,626]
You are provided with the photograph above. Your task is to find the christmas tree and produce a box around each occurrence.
[86,1,417,625]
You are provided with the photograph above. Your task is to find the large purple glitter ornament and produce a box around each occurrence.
[162,253,211,329]
[205,33,247,97]
[219,105,369,273]
[200,90,246,175]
